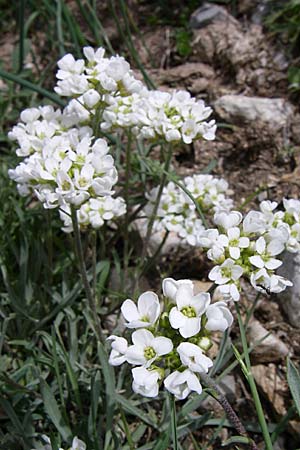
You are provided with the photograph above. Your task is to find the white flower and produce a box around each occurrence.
[71,437,86,450]
[214,211,242,230]
[209,258,243,285]
[283,198,300,217]
[249,236,283,270]
[126,329,173,367]
[268,274,293,293]
[169,285,210,338]
[250,268,271,293]
[121,292,160,328]
[107,335,128,366]
[162,277,194,302]
[131,367,160,397]
[214,283,240,302]
[164,369,202,399]
[219,226,250,259]
[243,210,267,234]
[82,89,100,108]
[177,343,213,373]
[205,301,233,331]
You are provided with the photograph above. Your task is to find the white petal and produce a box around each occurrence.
[126,346,146,365]
[169,307,186,329]
[249,255,264,269]
[256,237,266,254]
[121,299,139,322]
[179,317,200,338]
[175,285,194,309]
[131,329,154,346]
[137,291,160,324]
[265,258,282,270]
[153,337,173,356]
[186,371,202,394]
[229,246,240,260]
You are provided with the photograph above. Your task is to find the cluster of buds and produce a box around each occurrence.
[108,278,233,399]
[143,175,233,246]
[32,436,85,450]
[199,199,299,302]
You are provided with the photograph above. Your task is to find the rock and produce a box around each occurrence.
[214,95,294,129]
[218,375,236,402]
[247,319,289,363]
[189,3,237,29]
[278,251,300,328]
[148,63,216,94]
[192,280,213,294]
[134,217,184,256]
[252,364,288,416]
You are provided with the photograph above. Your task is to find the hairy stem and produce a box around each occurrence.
[200,373,258,450]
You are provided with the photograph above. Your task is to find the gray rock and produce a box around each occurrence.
[218,375,236,402]
[189,2,237,29]
[214,95,294,129]
[278,251,300,328]
[247,319,289,362]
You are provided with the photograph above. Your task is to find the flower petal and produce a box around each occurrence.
[179,317,200,338]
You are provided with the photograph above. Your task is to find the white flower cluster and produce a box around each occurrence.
[32,435,85,450]
[108,278,233,400]
[54,46,216,144]
[59,196,126,233]
[101,90,217,143]
[9,108,117,208]
[199,199,299,301]
[143,175,233,246]
[8,105,126,231]
[55,47,143,100]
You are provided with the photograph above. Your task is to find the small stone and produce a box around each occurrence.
[252,364,288,416]
[218,375,236,402]
[192,280,213,294]
[189,3,237,29]
[214,95,294,129]
[247,319,289,363]
[278,251,300,328]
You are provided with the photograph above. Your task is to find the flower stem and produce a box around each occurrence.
[123,131,132,282]
[235,303,273,450]
[200,373,258,450]
[134,144,173,292]
[170,394,178,450]
[71,207,104,343]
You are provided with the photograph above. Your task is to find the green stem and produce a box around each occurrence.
[170,395,178,450]
[133,144,173,293]
[71,207,104,343]
[123,132,132,281]
[18,0,25,73]
[235,304,273,450]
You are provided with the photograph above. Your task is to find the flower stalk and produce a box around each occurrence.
[71,207,104,343]
[235,303,273,450]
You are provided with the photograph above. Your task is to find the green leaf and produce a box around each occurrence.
[222,435,254,446]
[40,378,72,441]
[287,357,300,417]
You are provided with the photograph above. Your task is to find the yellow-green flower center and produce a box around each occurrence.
[181,306,196,318]
[140,315,150,322]
[144,346,156,360]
